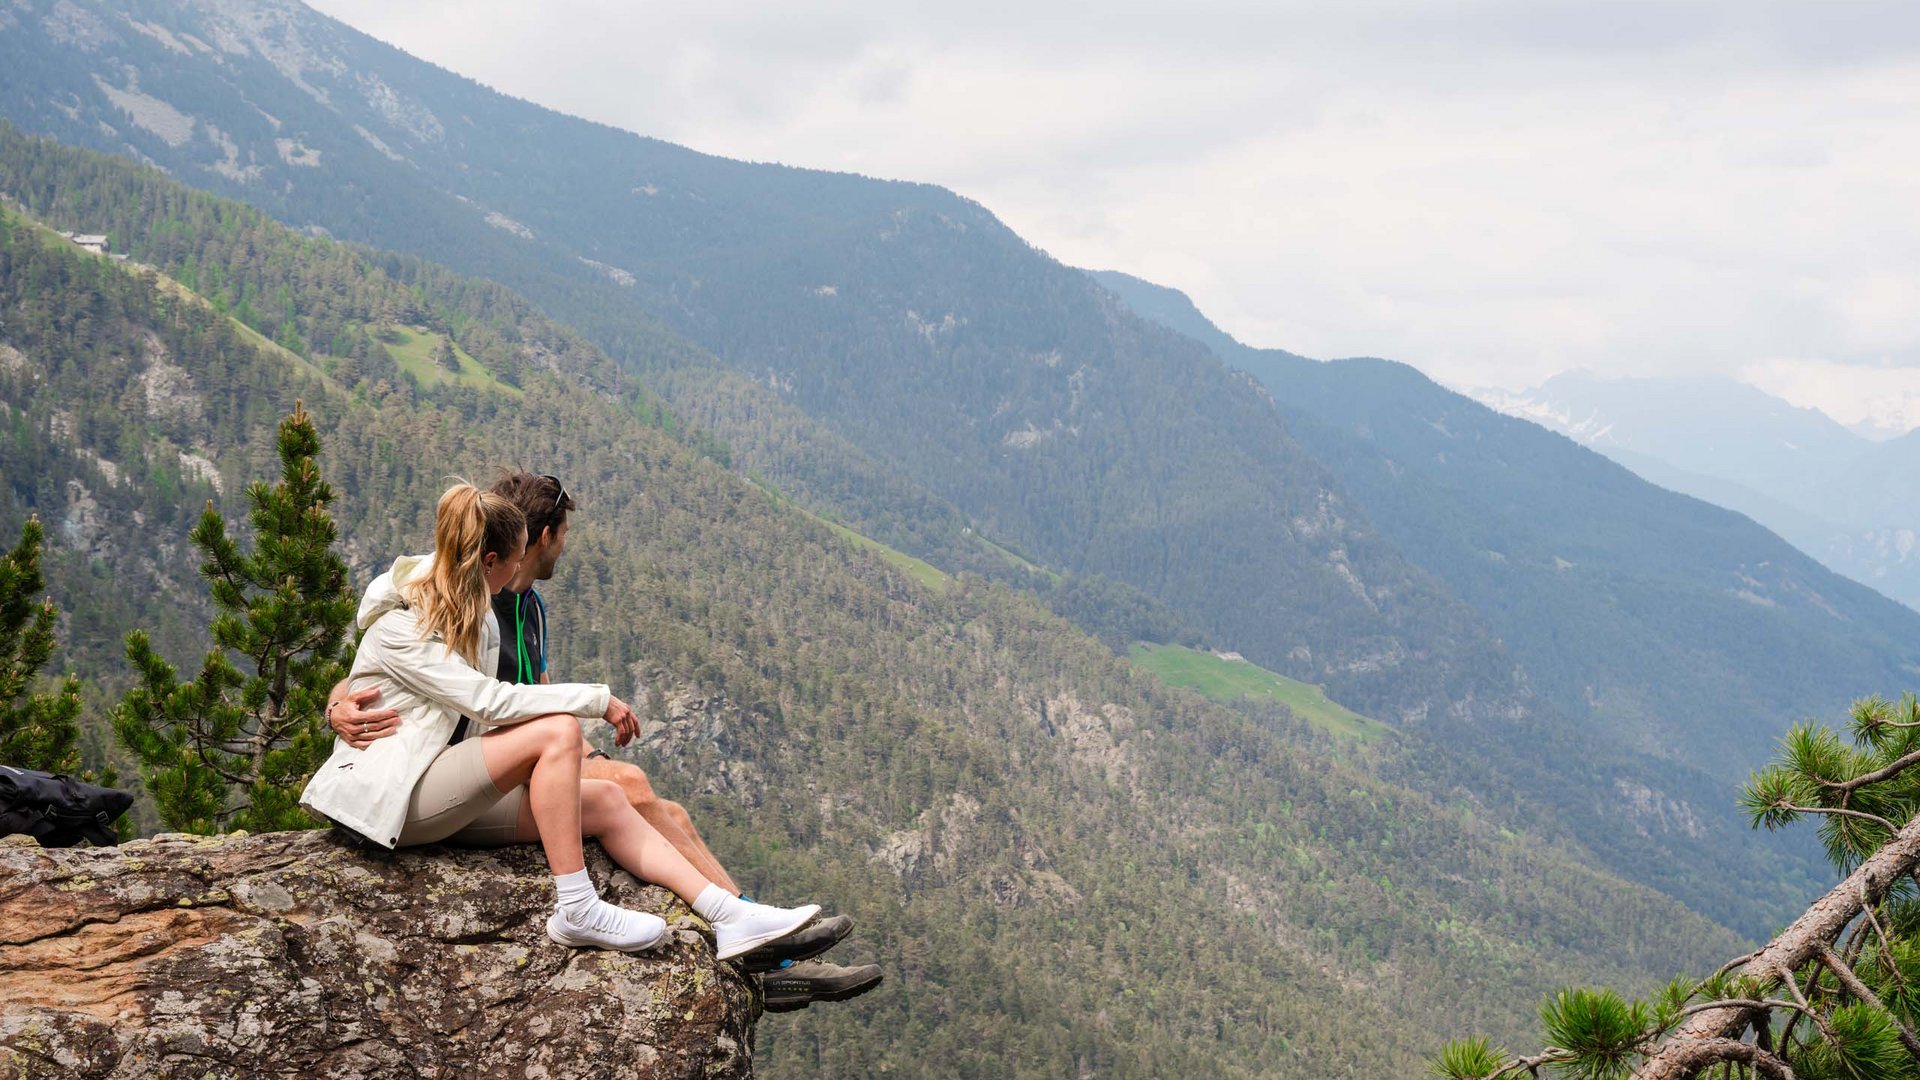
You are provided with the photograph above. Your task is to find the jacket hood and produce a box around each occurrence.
[357,553,434,629]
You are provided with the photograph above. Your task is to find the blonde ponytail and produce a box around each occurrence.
[406,482,527,664]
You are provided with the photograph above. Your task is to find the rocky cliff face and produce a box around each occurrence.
[0,830,756,1079]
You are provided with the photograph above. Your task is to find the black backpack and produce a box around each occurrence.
[0,764,132,847]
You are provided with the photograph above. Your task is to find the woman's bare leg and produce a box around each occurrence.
[479,714,586,875]
[488,728,665,951]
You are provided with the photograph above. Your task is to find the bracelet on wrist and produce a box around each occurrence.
[585,749,609,760]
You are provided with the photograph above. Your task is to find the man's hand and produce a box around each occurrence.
[603,695,639,747]
[330,686,400,749]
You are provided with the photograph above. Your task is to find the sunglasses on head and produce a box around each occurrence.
[539,474,569,517]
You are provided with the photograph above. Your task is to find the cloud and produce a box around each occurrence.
[307,1,1920,427]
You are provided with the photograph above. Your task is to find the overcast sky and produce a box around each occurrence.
[307,0,1920,434]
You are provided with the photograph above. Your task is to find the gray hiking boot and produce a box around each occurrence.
[761,959,884,1013]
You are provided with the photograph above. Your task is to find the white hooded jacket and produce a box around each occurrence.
[299,554,610,847]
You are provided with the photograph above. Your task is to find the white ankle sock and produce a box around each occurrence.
[555,868,598,921]
[693,883,739,923]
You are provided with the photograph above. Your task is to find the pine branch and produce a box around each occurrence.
[1814,943,1920,1062]
[193,740,253,789]
[1634,809,1920,1079]
[1642,1039,1794,1080]
[1476,1048,1565,1079]
[1856,885,1906,994]
[1766,801,1898,836]
[1828,749,1920,794]
[1774,971,1810,1064]
[1775,966,1836,1045]
[1677,999,1811,1022]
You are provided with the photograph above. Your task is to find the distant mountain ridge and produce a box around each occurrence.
[1475,371,1920,611]
[1479,371,1866,473]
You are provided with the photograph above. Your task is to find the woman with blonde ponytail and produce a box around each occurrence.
[406,484,517,668]
[303,482,819,956]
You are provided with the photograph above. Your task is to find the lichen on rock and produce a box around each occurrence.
[0,830,757,1079]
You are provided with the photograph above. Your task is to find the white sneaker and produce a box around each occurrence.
[712,901,822,961]
[547,900,668,952]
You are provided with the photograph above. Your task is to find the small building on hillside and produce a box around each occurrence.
[60,232,109,255]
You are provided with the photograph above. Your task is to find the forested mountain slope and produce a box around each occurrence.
[1269,361,1920,772]
[1091,269,1920,786]
[0,131,1756,1078]
[0,0,1854,936]
[0,0,1517,742]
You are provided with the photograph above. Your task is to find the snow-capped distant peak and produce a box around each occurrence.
[1468,387,1620,447]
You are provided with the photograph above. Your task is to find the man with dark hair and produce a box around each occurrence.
[327,471,880,1011]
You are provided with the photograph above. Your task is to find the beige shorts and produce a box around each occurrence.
[396,736,526,847]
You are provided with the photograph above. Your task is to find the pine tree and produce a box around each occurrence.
[1434,693,1920,1080]
[113,403,353,833]
[433,334,459,371]
[0,516,84,772]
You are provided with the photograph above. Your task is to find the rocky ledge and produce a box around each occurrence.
[0,830,756,1079]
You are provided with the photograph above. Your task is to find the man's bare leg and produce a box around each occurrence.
[583,756,739,894]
